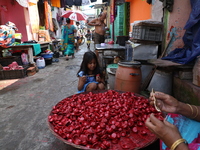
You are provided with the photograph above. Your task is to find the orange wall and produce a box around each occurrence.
[126,0,151,32]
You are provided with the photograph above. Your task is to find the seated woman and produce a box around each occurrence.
[145,91,200,150]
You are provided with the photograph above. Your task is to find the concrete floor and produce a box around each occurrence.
[0,42,160,150]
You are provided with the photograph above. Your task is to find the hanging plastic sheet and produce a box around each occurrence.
[162,0,200,64]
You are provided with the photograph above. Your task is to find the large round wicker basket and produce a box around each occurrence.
[47,90,158,150]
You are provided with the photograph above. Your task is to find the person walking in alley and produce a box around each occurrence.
[77,51,105,93]
[85,29,92,49]
[145,91,200,150]
[61,18,77,60]
[75,22,82,51]
[87,12,107,45]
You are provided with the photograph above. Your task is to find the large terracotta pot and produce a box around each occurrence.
[114,61,142,93]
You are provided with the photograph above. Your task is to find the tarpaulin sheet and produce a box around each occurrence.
[162,0,200,64]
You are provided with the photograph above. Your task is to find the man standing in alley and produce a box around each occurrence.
[75,22,81,51]
[87,12,107,45]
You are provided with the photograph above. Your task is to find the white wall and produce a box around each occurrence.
[151,0,163,21]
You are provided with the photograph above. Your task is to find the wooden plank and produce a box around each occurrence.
[148,59,182,67]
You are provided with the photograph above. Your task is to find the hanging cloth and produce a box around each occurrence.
[28,2,40,33]
[82,0,90,6]
[65,0,74,7]
[28,0,38,6]
[60,0,65,8]
[74,0,82,6]
[57,8,63,27]
[44,1,54,31]
[16,0,28,7]
[51,0,61,7]
[38,0,45,26]
[52,18,59,31]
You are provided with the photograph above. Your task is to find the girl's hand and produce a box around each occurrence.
[80,76,87,83]
[77,76,87,91]
[149,91,179,113]
[145,114,182,148]
[96,74,101,82]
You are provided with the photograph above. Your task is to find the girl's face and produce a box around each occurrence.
[87,58,96,71]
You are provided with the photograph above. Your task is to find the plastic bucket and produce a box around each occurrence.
[106,64,118,89]
[147,70,172,95]
[41,53,53,59]
[114,61,142,93]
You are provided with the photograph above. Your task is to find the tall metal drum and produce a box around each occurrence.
[114,61,142,93]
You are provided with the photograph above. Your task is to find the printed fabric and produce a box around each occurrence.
[0,22,18,48]
[61,25,76,56]
[161,113,200,150]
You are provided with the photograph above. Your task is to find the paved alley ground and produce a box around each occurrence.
[0,41,159,150]
[0,42,93,150]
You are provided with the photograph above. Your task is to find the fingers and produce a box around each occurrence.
[149,113,162,125]
[154,91,166,99]
[145,117,154,133]
[145,114,161,129]
[149,91,167,105]
[145,114,167,139]
[163,119,175,128]
[149,92,161,108]
[80,76,87,82]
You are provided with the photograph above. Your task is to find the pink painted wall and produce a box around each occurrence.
[0,0,28,41]
[166,0,191,52]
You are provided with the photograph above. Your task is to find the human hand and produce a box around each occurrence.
[80,76,87,83]
[96,74,101,82]
[145,114,182,148]
[149,91,179,113]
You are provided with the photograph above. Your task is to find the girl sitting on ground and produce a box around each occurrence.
[77,51,105,93]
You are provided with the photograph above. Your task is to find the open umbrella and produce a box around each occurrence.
[62,10,88,21]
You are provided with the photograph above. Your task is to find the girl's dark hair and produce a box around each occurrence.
[66,18,71,24]
[77,51,103,76]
